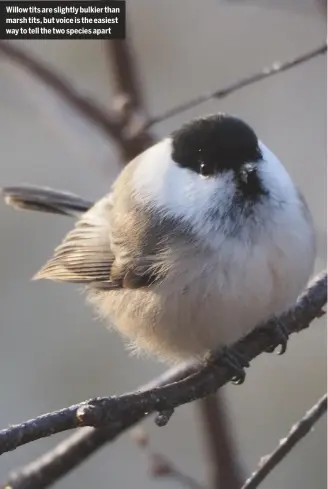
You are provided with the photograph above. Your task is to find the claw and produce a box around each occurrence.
[264,320,289,355]
[206,347,249,385]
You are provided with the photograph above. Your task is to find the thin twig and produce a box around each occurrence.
[0,272,326,458]
[105,37,155,159]
[241,393,327,489]
[4,363,199,489]
[198,395,245,489]
[0,41,325,139]
[131,427,208,489]
[0,41,129,155]
[0,40,155,162]
[146,44,327,127]
[107,39,146,112]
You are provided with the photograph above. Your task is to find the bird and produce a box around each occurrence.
[2,113,316,371]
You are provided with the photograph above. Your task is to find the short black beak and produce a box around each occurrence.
[240,163,256,184]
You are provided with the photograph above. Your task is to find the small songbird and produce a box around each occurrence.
[2,113,315,366]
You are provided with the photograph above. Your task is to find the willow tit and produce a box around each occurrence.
[3,114,315,364]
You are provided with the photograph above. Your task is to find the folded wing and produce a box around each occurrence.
[34,196,117,287]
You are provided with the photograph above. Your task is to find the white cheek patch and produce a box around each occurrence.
[258,141,296,203]
[132,138,234,234]
[132,137,301,250]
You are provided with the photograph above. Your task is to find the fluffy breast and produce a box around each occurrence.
[87,197,315,363]
[88,140,315,362]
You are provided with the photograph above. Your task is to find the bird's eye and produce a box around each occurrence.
[197,149,212,177]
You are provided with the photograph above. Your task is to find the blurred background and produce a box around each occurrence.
[0,0,326,488]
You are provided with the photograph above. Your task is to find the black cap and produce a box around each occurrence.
[171,113,262,177]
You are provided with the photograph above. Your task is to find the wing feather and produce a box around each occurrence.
[34,196,117,286]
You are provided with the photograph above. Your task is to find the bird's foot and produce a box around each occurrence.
[263,319,289,355]
[206,347,250,385]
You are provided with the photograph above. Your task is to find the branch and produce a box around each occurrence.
[0,272,326,458]
[146,44,327,127]
[0,41,131,157]
[4,363,198,489]
[241,393,327,489]
[131,426,207,489]
[107,38,146,113]
[1,41,325,142]
[198,395,245,489]
[106,36,156,159]
[0,39,155,163]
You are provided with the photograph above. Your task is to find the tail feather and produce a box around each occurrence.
[2,185,93,217]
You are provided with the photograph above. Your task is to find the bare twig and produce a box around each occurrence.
[3,270,326,489]
[0,41,131,158]
[4,363,199,489]
[0,40,155,163]
[108,40,145,110]
[146,44,327,127]
[105,35,156,160]
[131,427,207,489]
[1,41,325,139]
[241,393,327,489]
[198,395,245,489]
[0,272,326,459]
